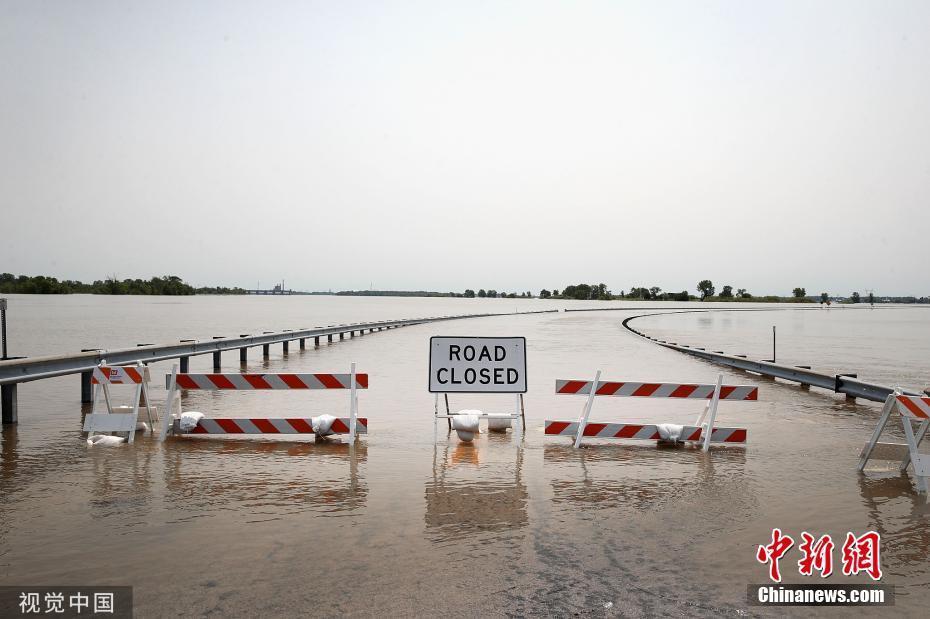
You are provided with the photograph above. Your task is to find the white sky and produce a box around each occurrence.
[1,1,929,295]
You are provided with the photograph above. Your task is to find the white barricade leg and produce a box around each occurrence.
[900,419,929,472]
[901,414,929,494]
[126,382,142,444]
[857,393,898,471]
[159,364,179,442]
[349,362,358,442]
[701,374,723,452]
[574,370,601,449]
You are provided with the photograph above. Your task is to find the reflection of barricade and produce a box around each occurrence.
[859,393,930,496]
[83,363,158,443]
[545,371,757,449]
[159,363,367,441]
[425,441,528,533]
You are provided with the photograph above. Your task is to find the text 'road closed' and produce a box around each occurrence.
[429,337,527,393]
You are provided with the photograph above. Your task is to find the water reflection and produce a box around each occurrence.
[161,439,367,517]
[543,443,747,512]
[857,473,930,572]
[424,436,528,534]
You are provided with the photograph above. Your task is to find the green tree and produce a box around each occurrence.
[851,291,860,303]
[539,289,551,299]
[697,280,715,300]
[487,289,498,298]
[649,286,661,299]
[793,287,806,298]
[719,285,734,298]
[820,292,829,303]
[478,289,486,298]
[464,289,475,298]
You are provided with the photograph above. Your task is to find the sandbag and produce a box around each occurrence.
[451,414,480,442]
[311,414,337,436]
[179,411,205,432]
[656,423,685,443]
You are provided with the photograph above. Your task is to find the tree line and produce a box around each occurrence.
[0,273,245,295]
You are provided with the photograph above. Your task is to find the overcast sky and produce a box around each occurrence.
[2,1,928,295]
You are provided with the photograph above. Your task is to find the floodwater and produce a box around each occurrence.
[1,295,929,617]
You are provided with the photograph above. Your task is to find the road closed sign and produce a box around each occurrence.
[429,336,527,393]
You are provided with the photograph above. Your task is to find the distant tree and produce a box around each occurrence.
[487,289,498,298]
[464,289,475,298]
[697,280,715,300]
[737,288,747,297]
[719,285,733,298]
[740,289,752,299]
[851,291,860,303]
[793,287,806,298]
[478,289,486,298]
[526,291,532,298]
[649,286,662,299]
[820,292,829,304]
[673,290,689,301]
[868,292,874,305]
[539,289,551,299]
[619,290,625,298]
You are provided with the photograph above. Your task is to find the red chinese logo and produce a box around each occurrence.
[757,530,881,582]
[756,528,794,583]
[798,532,834,578]
[841,531,882,581]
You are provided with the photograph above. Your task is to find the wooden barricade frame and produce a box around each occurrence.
[858,392,930,495]
[83,362,157,444]
[159,362,367,442]
[544,372,757,449]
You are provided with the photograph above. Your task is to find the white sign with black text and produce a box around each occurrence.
[429,336,527,393]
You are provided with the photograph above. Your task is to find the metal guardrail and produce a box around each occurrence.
[621,313,925,403]
[0,310,556,386]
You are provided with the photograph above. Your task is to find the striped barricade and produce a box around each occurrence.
[859,394,930,496]
[545,371,756,450]
[175,417,368,435]
[84,362,158,444]
[159,363,367,442]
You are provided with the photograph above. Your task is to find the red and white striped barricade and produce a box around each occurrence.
[83,362,158,444]
[858,392,930,495]
[544,371,757,449]
[429,337,527,441]
[158,363,367,442]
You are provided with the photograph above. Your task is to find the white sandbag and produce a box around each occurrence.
[656,423,685,442]
[179,411,205,432]
[311,414,337,436]
[486,414,513,432]
[451,414,480,442]
[136,421,150,433]
[87,435,126,446]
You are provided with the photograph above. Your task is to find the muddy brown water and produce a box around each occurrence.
[1,296,928,617]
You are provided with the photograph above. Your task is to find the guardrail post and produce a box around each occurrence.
[327,334,333,343]
[212,336,223,371]
[835,373,858,401]
[80,370,93,403]
[262,344,270,358]
[339,332,344,340]
[283,340,289,353]
[314,336,320,346]
[1,383,17,424]
[300,338,305,350]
